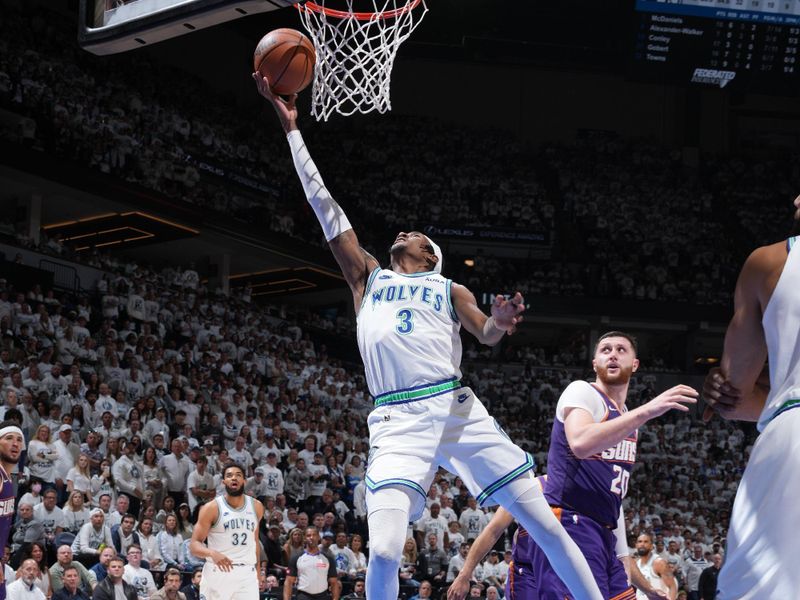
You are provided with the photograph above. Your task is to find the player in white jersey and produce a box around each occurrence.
[703,195,800,599]
[190,463,265,600]
[254,74,602,600]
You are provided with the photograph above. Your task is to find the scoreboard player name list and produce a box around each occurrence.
[642,15,704,62]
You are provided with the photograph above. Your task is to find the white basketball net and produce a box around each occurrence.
[297,0,428,121]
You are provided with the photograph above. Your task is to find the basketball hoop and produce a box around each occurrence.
[296,0,428,121]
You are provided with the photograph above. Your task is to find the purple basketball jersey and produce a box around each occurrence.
[544,384,637,528]
[0,466,14,600]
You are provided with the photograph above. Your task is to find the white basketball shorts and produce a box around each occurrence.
[200,562,258,600]
[365,383,534,521]
[717,406,800,599]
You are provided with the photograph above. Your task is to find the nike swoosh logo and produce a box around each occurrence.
[457,393,469,404]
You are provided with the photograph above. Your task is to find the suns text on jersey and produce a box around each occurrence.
[0,497,14,516]
[371,285,444,312]
[600,438,637,464]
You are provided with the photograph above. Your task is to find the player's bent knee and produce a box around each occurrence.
[491,471,538,507]
[367,510,407,561]
[494,475,566,543]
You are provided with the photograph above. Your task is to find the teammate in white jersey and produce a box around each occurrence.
[254,75,602,600]
[703,195,800,599]
[190,463,265,600]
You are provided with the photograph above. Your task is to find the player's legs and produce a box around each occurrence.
[366,400,439,521]
[523,509,633,600]
[438,389,602,600]
[493,481,601,600]
[200,564,258,600]
[231,565,259,600]
[199,564,225,600]
[717,409,800,599]
[365,486,414,600]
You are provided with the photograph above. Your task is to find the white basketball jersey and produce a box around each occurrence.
[759,236,800,430]
[357,268,462,397]
[207,495,258,565]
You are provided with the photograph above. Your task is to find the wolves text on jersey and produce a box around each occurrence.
[222,517,257,533]
[370,284,444,312]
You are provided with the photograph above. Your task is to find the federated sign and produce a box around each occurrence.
[423,225,549,245]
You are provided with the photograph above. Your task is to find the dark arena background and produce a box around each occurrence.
[2,0,799,598]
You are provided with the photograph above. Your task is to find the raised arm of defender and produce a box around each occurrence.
[254,74,379,309]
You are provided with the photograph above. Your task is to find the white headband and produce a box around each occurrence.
[427,237,443,274]
[0,426,24,439]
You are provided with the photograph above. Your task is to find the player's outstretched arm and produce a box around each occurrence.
[447,508,514,600]
[189,501,233,571]
[703,244,777,422]
[564,384,697,459]
[253,74,379,309]
[452,287,525,347]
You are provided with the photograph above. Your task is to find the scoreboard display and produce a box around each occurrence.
[632,0,800,93]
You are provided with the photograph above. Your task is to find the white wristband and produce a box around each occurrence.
[287,130,353,242]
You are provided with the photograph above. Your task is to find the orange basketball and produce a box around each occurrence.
[254,28,316,96]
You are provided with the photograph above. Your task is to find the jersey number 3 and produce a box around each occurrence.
[610,465,630,497]
[231,532,248,546]
[395,309,414,335]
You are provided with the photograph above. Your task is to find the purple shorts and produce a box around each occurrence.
[505,560,537,600]
[530,507,635,600]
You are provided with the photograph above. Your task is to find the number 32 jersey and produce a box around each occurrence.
[544,381,638,529]
[207,495,258,565]
[357,268,462,398]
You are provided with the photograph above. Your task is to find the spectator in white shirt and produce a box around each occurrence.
[111,440,145,516]
[66,454,93,500]
[122,544,157,598]
[186,456,215,513]
[71,509,113,567]
[245,467,269,500]
[160,439,192,506]
[53,424,79,501]
[6,559,46,600]
[33,489,64,548]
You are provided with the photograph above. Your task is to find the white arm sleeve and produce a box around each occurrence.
[286,130,353,241]
[555,381,607,423]
[614,506,629,558]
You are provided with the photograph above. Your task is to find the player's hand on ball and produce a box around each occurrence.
[645,384,698,419]
[701,367,741,422]
[211,550,233,571]
[491,291,525,334]
[252,73,298,130]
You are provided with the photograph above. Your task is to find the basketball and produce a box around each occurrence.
[253,28,316,96]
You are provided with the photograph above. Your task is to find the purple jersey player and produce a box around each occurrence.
[0,420,24,600]
[531,332,697,600]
